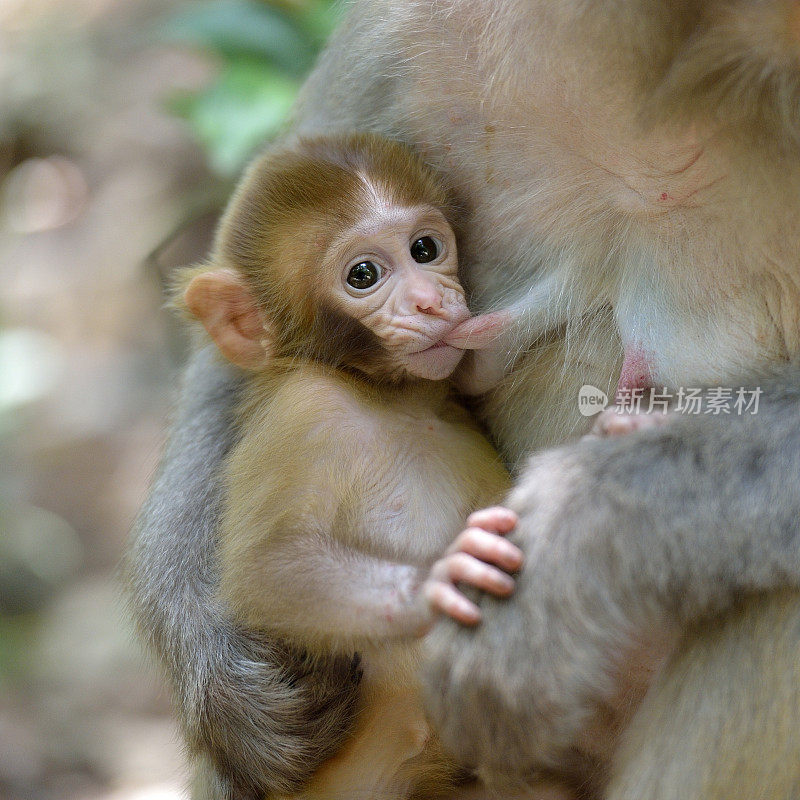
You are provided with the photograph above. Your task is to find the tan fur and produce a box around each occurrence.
[212,134,462,365]
[180,135,510,799]
[220,364,508,800]
[220,366,508,646]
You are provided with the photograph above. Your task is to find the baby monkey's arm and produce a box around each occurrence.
[224,504,524,649]
[224,528,432,648]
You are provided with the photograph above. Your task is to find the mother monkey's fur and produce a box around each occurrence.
[128,1,800,799]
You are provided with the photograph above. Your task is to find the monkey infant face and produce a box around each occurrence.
[327,203,470,381]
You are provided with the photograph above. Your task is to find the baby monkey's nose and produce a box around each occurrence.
[416,294,443,315]
[409,275,444,315]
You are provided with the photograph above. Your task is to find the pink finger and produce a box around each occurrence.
[424,581,482,625]
[448,527,523,570]
[466,506,518,532]
[444,552,516,595]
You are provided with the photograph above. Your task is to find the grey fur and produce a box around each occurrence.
[424,372,800,788]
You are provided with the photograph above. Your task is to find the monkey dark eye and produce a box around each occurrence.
[347,261,381,290]
[410,236,440,263]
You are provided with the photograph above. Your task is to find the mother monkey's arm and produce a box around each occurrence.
[423,370,800,785]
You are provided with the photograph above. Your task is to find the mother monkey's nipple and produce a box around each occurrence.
[615,344,655,402]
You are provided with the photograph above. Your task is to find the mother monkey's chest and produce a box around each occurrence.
[309,1,800,427]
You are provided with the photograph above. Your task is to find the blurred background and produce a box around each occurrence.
[0,1,339,797]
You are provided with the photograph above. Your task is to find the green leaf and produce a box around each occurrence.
[298,0,344,46]
[163,0,317,77]
[171,58,300,175]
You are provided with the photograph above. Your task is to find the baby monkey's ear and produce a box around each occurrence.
[183,268,272,370]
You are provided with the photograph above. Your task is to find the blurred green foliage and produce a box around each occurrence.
[163,0,341,175]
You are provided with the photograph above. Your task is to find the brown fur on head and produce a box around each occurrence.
[210,133,462,373]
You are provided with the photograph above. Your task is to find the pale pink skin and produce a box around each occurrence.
[329,200,517,385]
[591,407,673,438]
[329,202,471,381]
[615,343,655,399]
[597,344,670,437]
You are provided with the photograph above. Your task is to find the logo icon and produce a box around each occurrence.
[578,385,608,417]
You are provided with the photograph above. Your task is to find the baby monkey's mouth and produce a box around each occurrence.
[408,315,473,355]
[401,328,466,381]
[409,337,460,357]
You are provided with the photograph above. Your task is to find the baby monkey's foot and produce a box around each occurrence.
[422,506,522,626]
[591,408,672,438]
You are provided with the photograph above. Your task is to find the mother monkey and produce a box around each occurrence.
[129,2,800,799]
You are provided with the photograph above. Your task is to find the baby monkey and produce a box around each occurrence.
[178,133,521,800]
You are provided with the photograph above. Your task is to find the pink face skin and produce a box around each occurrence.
[328,201,472,381]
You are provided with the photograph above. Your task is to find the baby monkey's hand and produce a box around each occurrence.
[422,507,522,626]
